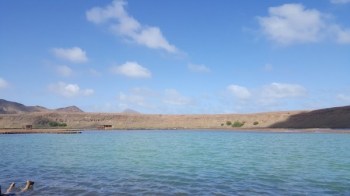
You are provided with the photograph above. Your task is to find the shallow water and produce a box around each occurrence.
[1,130,350,195]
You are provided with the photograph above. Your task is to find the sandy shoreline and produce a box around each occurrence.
[1,128,350,134]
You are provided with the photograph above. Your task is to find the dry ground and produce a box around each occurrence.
[1,106,349,131]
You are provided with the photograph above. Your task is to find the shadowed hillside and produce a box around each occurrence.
[270,106,350,129]
[0,99,48,114]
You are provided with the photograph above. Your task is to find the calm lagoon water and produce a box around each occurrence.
[1,130,350,195]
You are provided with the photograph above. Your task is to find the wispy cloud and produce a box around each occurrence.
[224,82,307,112]
[117,87,157,111]
[163,89,193,106]
[337,94,350,103]
[116,88,193,113]
[258,3,350,45]
[49,82,94,97]
[264,64,273,72]
[52,47,88,63]
[261,83,307,99]
[56,65,73,77]
[188,63,211,73]
[111,61,151,78]
[0,77,9,89]
[331,26,350,44]
[330,0,350,4]
[86,0,177,53]
[227,85,252,100]
[88,68,102,77]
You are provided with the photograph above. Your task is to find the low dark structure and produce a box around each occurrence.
[97,125,113,130]
[23,125,32,130]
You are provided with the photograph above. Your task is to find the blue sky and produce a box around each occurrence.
[1,0,350,114]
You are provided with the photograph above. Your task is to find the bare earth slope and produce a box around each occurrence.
[0,106,349,130]
[270,106,350,128]
[0,99,349,129]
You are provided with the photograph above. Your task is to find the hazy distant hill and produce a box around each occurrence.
[56,106,84,113]
[122,108,140,114]
[0,99,83,114]
[0,99,45,114]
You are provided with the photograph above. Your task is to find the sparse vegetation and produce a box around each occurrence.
[226,121,232,126]
[34,117,67,128]
[232,121,245,127]
[253,121,259,125]
[221,123,224,126]
[49,121,67,127]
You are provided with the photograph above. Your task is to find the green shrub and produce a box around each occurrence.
[226,121,232,126]
[49,121,67,127]
[253,121,259,125]
[232,121,245,127]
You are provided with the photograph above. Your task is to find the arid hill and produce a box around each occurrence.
[0,99,349,130]
[270,106,350,129]
[0,99,84,114]
[56,106,84,113]
[0,99,47,114]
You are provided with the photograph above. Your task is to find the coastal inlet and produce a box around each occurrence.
[1,130,350,195]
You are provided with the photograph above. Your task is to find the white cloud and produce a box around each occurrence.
[163,89,192,106]
[331,0,350,4]
[227,85,251,100]
[258,4,324,45]
[86,0,177,53]
[0,77,9,89]
[56,65,73,77]
[188,63,211,73]
[258,3,350,45]
[52,47,88,63]
[49,82,94,97]
[332,26,350,44]
[262,83,306,99]
[111,61,151,78]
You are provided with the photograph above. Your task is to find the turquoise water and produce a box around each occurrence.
[1,130,350,195]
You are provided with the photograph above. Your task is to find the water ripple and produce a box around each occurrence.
[1,131,350,195]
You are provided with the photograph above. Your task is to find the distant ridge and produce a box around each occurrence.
[0,99,84,114]
[0,99,46,114]
[122,108,140,114]
[56,106,84,113]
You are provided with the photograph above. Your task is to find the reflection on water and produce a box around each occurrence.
[1,130,350,195]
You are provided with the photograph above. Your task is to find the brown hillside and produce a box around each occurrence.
[0,101,349,129]
[270,106,350,128]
